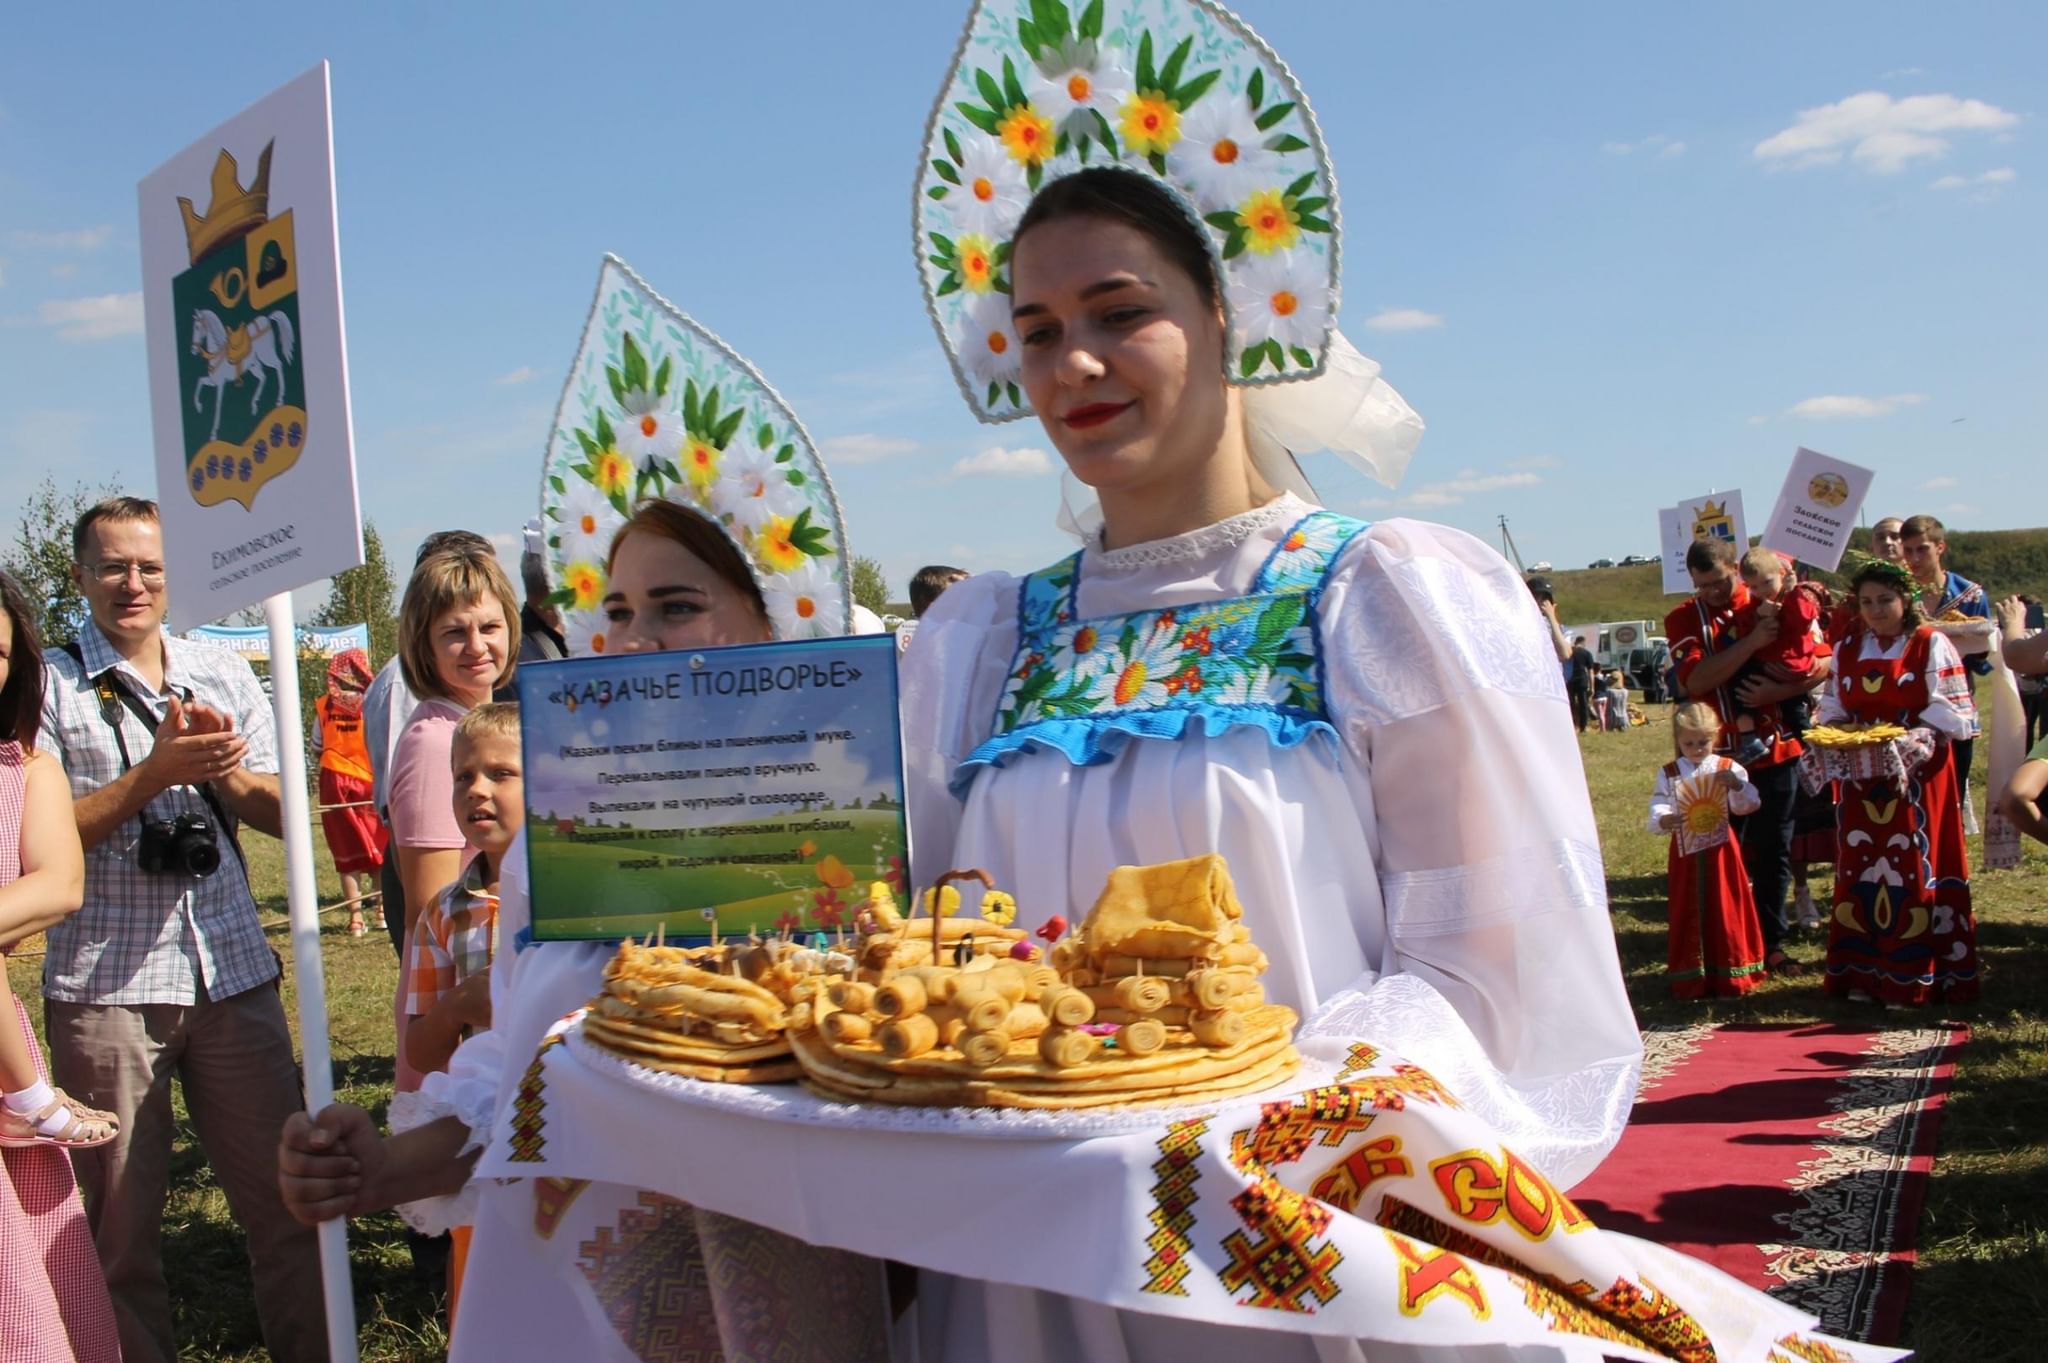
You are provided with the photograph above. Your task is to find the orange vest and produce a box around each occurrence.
[316,696,374,782]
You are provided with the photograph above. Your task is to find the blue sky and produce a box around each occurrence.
[2,1,2040,609]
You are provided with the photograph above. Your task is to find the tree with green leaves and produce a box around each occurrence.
[313,521,398,666]
[2,476,119,649]
[850,555,891,617]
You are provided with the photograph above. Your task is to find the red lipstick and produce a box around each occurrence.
[1063,401,1132,429]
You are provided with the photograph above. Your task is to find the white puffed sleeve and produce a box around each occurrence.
[900,572,1021,889]
[1920,630,1977,739]
[1721,759,1763,816]
[394,828,612,1230]
[1815,646,1851,727]
[1321,519,1642,1184]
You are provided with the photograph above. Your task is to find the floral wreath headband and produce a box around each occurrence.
[538,256,853,649]
[915,0,1423,514]
[1842,553,1923,604]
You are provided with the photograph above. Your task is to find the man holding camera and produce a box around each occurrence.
[36,497,326,1363]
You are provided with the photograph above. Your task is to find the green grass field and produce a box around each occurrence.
[6,725,2044,1361]
[526,807,904,940]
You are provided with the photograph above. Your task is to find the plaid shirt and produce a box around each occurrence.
[36,619,280,1005]
[403,855,499,1019]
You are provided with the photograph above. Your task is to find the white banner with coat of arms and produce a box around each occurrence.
[138,61,361,631]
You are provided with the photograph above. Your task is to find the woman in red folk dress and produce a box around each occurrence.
[1650,702,1769,999]
[1817,559,1980,1005]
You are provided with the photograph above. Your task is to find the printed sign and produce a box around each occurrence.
[184,622,369,660]
[139,63,361,628]
[1672,769,1732,858]
[519,635,908,942]
[1761,447,1874,572]
[1659,491,1748,595]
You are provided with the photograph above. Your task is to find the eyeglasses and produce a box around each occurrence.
[90,561,167,588]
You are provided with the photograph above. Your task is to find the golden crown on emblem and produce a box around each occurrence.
[178,141,273,266]
[1696,499,1726,519]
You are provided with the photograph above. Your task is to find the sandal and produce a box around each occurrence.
[347,916,368,938]
[0,1088,120,1150]
[1765,950,1806,977]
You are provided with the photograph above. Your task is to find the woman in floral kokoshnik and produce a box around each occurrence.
[1814,559,1980,1005]
[899,3,1640,1354]
[278,261,893,1363]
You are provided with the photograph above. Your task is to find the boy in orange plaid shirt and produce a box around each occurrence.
[404,702,521,1076]
[400,701,521,1324]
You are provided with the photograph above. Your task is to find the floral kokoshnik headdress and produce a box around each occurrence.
[916,0,1422,499]
[539,256,853,646]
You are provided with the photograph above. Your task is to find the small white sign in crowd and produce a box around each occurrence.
[1657,447,1875,593]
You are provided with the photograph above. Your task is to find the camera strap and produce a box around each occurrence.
[62,642,247,875]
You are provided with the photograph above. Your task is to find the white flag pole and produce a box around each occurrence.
[263,591,360,1362]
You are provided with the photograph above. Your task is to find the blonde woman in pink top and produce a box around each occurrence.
[387,548,519,1092]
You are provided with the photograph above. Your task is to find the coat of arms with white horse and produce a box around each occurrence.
[170,139,306,509]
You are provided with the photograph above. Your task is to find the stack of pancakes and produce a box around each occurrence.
[791,855,1299,1110]
[581,939,810,1083]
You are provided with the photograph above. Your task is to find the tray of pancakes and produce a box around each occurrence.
[580,936,838,1083]
[1930,611,1995,654]
[788,855,1300,1110]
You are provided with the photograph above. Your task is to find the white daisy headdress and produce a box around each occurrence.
[916,0,1423,509]
[538,256,852,646]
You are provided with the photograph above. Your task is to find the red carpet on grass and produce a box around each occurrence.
[1572,1021,1965,1346]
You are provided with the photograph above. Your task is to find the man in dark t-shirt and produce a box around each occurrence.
[1566,637,1597,732]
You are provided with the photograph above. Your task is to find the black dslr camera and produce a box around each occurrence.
[138,812,223,877]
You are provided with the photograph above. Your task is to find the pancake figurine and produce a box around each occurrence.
[581,935,850,1083]
[790,856,1299,1109]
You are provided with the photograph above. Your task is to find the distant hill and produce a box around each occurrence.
[1542,526,2048,631]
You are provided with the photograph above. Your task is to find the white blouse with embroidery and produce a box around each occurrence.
[904,494,1642,1176]
[897,495,1642,1363]
[1647,754,1761,834]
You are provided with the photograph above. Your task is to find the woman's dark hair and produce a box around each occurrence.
[0,571,46,748]
[1849,559,1924,632]
[1012,167,1219,308]
[608,500,769,623]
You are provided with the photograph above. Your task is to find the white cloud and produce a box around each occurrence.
[1920,475,1959,490]
[1604,134,1685,159]
[1754,92,2020,174]
[1930,166,2016,192]
[11,225,112,251]
[38,292,142,341]
[1399,469,1541,508]
[948,445,1053,479]
[1786,392,1927,420]
[821,433,919,465]
[494,365,536,386]
[1361,307,1445,332]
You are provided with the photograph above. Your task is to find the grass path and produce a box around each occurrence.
[7,716,2044,1360]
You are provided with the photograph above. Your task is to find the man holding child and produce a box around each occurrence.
[1665,538,1828,976]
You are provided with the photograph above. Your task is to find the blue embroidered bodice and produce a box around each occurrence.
[951,510,1370,794]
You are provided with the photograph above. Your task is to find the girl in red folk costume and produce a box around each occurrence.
[1815,559,1980,1005]
[1650,703,1768,998]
